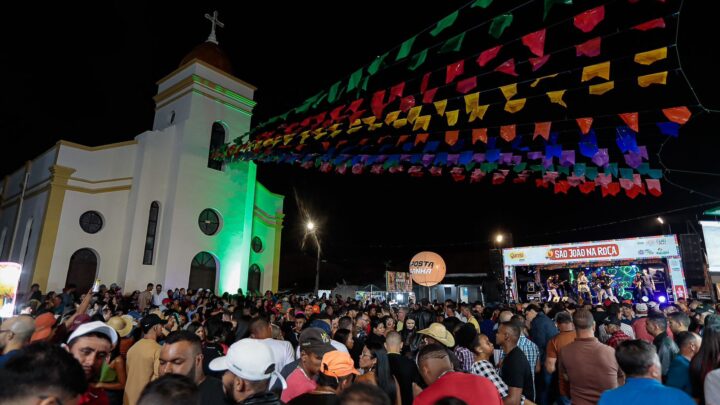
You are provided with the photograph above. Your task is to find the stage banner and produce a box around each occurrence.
[667,257,687,300]
[386,271,413,292]
[700,221,720,273]
[502,235,680,266]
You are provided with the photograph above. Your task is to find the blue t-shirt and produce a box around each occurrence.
[598,377,694,405]
[665,356,692,395]
[0,349,22,369]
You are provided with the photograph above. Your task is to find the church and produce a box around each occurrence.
[0,14,284,296]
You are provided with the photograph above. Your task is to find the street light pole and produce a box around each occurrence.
[307,221,321,296]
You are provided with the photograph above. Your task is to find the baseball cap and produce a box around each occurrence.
[299,327,335,356]
[635,303,648,315]
[67,320,118,346]
[210,339,287,388]
[698,304,716,315]
[140,314,167,331]
[418,323,455,348]
[321,351,359,378]
[31,312,57,342]
[602,317,621,326]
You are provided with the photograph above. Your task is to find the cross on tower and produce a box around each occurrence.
[204,10,224,44]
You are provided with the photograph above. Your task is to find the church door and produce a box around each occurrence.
[189,252,217,291]
[65,248,98,291]
[248,264,261,295]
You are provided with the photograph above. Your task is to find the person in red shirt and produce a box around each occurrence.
[604,318,631,349]
[414,343,503,405]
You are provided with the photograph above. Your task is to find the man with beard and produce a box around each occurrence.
[159,330,226,404]
[210,338,285,404]
[66,320,119,404]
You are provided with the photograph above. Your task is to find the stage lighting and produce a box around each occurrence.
[642,296,649,302]
[658,296,667,303]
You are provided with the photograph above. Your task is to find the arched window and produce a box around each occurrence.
[66,248,98,292]
[19,218,33,265]
[208,122,226,171]
[143,201,160,265]
[189,252,218,291]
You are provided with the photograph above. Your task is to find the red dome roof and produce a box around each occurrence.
[180,41,232,73]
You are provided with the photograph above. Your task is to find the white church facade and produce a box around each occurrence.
[0,24,284,296]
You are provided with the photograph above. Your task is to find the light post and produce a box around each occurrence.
[657,217,672,235]
[306,221,321,296]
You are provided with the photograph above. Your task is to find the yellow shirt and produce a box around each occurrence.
[124,338,160,405]
[468,316,480,332]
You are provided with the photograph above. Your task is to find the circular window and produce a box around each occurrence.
[198,209,221,235]
[252,236,264,253]
[79,211,103,234]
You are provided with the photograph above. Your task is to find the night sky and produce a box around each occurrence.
[1,1,718,291]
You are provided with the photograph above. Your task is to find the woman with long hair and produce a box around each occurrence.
[357,343,401,405]
[400,315,418,357]
[690,314,720,402]
[366,317,387,346]
[334,328,354,351]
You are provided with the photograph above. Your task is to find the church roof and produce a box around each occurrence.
[180,41,232,74]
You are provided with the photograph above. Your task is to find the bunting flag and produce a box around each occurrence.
[445,130,459,145]
[422,88,438,104]
[367,52,388,75]
[446,60,465,84]
[576,117,593,134]
[657,122,680,137]
[633,18,665,31]
[589,81,614,95]
[384,110,401,125]
[500,83,518,100]
[529,55,551,71]
[464,93,479,113]
[477,45,502,67]
[472,128,488,144]
[574,5,605,32]
[408,49,429,71]
[446,110,460,126]
[637,71,668,87]
[439,32,466,54]
[468,104,490,122]
[581,61,610,82]
[494,59,518,76]
[456,76,477,94]
[413,115,431,131]
[489,14,514,38]
[472,0,494,8]
[534,122,552,140]
[634,47,668,65]
[505,98,527,113]
[420,72,431,94]
[415,133,429,145]
[531,73,558,87]
[391,119,407,129]
[500,125,517,142]
[544,0,572,20]
[619,112,639,132]
[396,36,417,61]
[547,90,568,107]
[396,135,410,146]
[576,37,601,57]
[431,11,459,37]
[662,106,692,124]
[646,179,662,196]
[434,100,448,116]
[522,29,546,57]
[347,68,363,92]
[399,95,416,112]
[389,82,405,103]
[407,106,422,123]
[327,81,342,104]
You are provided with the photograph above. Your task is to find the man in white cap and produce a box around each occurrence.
[65,320,119,405]
[210,338,284,404]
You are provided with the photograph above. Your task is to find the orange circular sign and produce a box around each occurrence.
[409,251,446,287]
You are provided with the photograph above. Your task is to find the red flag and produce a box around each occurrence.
[662,106,692,124]
[422,88,438,104]
[409,166,424,177]
[536,179,549,189]
[445,130,459,146]
[619,112,639,132]
[470,169,485,183]
[415,133,429,145]
[646,179,662,196]
[399,96,416,113]
[321,141,330,151]
[349,109,366,124]
[430,167,443,177]
[534,122,551,140]
[633,18,665,31]
[450,167,466,182]
[579,181,596,194]
[494,58,518,76]
[446,60,465,84]
[472,128,488,144]
[529,55,550,71]
[347,98,364,113]
[574,5,605,33]
[492,172,507,185]
[554,180,570,194]
[358,138,369,146]
[576,117,593,134]
[576,37,601,57]
[522,29,546,57]
[396,135,410,146]
[329,105,346,121]
[420,72,431,94]
[603,182,621,197]
[477,45,502,67]
[456,76,477,94]
[371,90,386,118]
[389,82,405,104]
[500,124,516,142]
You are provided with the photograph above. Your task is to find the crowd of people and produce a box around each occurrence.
[1,281,720,405]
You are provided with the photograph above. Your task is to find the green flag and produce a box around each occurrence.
[489,14,513,39]
[368,52,388,75]
[472,0,494,8]
[430,11,459,37]
[360,76,370,92]
[544,0,572,20]
[408,49,428,71]
[557,165,570,175]
[513,162,527,173]
[438,32,465,54]
[328,81,341,104]
[347,68,363,92]
[311,92,327,109]
[396,35,417,61]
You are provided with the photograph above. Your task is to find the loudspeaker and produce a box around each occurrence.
[679,234,706,288]
[489,249,504,279]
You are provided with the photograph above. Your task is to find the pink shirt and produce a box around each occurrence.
[280,367,317,403]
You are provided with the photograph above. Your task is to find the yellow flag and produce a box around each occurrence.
[500,83,518,100]
[468,104,490,122]
[351,119,361,127]
[329,130,342,138]
[384,110,401,125]
[347,126,363,134]
[413,115,431,131]
[368,123,383,131]
[464,92,479,113]
[446,110,459,126]
[362,116,376,126]
[262,139,273,147]
[638,71,667,87]
[530,74,558,88]
[299,131,311,144]
[407,106,422,123]
[505,98,526,113]
[328,123,341,131]
[634,47,667,66]
[581,61,610,82]
[434,100,448,116]
[392,119,408,129]
[283,134,295,145]
[589,81,614,95]
[547,90,567,107]
[313,132,326,140]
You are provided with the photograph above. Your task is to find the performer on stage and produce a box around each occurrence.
[640,268,655,300]
[597,270,618,303]
[632,272,644,302]
[577,271,592,303]
[546,275,560,301]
